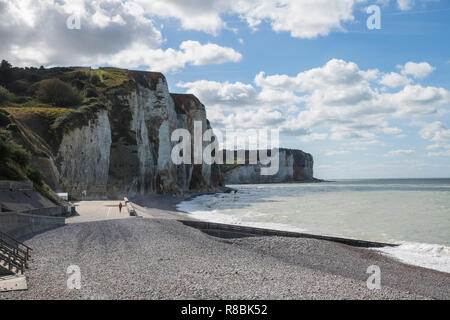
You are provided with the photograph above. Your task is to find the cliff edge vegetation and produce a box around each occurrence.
[0,60,224,199]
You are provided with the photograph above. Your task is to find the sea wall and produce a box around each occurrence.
[0,182,56,212]
[0,211,65,238]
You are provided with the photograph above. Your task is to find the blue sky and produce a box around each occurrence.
[161,0,450,179]
[1,0,449,179]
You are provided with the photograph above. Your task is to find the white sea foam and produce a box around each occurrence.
[376,242,450,273]
[178,197,308,233]
[178,180,450,273]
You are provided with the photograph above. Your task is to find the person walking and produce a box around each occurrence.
[119,202,123,213]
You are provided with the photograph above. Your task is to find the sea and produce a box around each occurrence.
[178,179,450,273]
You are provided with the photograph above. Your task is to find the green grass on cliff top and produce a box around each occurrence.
[71,67,129,90]
[1,107,76,125]
[0,66,130,128]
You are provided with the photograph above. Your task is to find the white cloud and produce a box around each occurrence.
[385,149,416,156]
[399,62,436,79]
[419,121,450,141]
[177,80,257,108]
[396,0,443,12]
[379,72,412,88]
[179,41,242,66]
[419,121,450,153]
[0,0,241,72]
[105,41,241,72]
[179,59,450,144]
[326,150,350,156]
[353,146,369,151]
[427,150,450,157]
[136,0,228,35]
[426,143,450,150]
[382,127,403,134]
[375,0,391,6]
[397,0,415,10]
[0,0,443,74]
[206,108,285,131]
[138,0,362,39]
[0,0,161,66]
[299,133,329,142]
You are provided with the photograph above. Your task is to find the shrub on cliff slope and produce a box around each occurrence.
[0,132,29,181]
[0,131,30,167]
[27,166,44,186]
[0,85,12,105]
[37,78,82,107]
[0,131,44,187]
[0,60,13,88]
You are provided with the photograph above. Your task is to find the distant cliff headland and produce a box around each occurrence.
[0,61,317,199]
[221,148,315,184]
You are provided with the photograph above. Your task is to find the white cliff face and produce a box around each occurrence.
[115,75,221,195]
[171,94,220,191]
[46,71,311,197]
[56,109,112,197]
[223,149,314,184]
[157,119,177,192]
[49,71,223,199]
[225,165,260,184]
[271,150,294,182]
[126,77,180,194]
[128,89,155,194]
[303,156,314,179]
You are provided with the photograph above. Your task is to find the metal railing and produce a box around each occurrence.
[0,231,32,274]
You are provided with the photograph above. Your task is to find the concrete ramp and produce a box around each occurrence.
[0,182,56,212]
[68,201,132,223]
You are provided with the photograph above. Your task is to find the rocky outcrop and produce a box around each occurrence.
[2,66,316,198]
[222,148,314,184]
[55,108,111,196]
[5,70,224,199]
[65,71,224,198]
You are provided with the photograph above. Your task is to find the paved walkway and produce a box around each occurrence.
[130,202,188,220]
[68,201,130,224]
[128,195,193,220]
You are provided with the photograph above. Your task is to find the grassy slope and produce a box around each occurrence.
[0,65,131,201]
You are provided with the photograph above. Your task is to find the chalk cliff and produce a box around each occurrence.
[221,148,314,184]
[1,66,316,199]
[1,68,223,199]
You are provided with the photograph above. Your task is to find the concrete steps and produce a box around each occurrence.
[0,222,33,292]
[0,247,28,266]
[0,274,27,292]
[0,257,23,274]
[0,230,32,276]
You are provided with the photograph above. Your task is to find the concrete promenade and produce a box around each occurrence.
[68,201,131,224]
